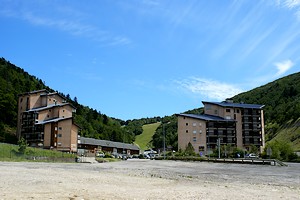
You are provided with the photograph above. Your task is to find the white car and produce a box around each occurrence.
[246,153,258,158]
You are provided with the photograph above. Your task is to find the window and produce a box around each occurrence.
[214,110,218,114]
[193,130,197,134]
[193,137,196,142]
[199,130,202,134]
[206,104,211,110]
[199,146,205,151]
[192,123,196,127]
[199,123,202,126]
[226,109,231,112]
[63,110,65,112]
[58,134,62,137]
[186,123,189,126]
[20,98,23,102]
[58,127,62,130]
[186,130,189,133]
[225,116,231,120]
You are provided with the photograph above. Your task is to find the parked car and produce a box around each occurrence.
[96,152,105,158]
[246,153,258,158]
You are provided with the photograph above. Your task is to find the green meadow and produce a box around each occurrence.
[0,143,76,162]
[134,122,161,150]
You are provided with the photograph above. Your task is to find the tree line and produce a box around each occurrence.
[0,57,140,144]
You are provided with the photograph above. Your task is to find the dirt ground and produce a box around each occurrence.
[0,159,299,200]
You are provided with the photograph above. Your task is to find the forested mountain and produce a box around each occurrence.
[152,73,300,151]
[0,57,139,144]
[1,57,299,152]
[232,72,300,126]
[232,72,300,150]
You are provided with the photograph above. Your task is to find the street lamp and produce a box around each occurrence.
[163,121,170,159]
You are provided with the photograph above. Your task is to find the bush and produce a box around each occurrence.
[17,138,27,154]
[184,142,196,156]
[263,140,296,161]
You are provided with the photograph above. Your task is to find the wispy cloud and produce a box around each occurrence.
[274,59,294,76]
[276,0,300,19]
[282,0,300,9]
[0,4,131,47]
[175,77,243,101]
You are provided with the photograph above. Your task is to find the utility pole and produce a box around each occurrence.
[163,123,165,160]
[162,121,170,160]
[218,138,221,159]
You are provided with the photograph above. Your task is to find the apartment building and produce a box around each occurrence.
[177,100,265,155]
[17,90,79,152]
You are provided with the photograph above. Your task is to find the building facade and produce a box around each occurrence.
[78,136,140,156]
[177,100,265,155]
[17,90,79,152]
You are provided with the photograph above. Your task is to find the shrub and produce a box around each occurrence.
[17,138,27,154]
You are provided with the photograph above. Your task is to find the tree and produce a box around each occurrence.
[185,142,195,156]
[263,140,296,161]
[18,138,28,154]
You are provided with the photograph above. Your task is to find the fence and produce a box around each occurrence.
[0,142,76,162]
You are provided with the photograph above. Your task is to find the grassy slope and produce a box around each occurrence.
[134,122,161,150]
[0,143,76,161]
[272,119,300,151]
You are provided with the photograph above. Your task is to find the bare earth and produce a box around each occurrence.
[0,159,299,200]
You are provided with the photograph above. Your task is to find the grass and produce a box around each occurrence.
[272,126,300,151]
[0,142,76,162]
[95,157,120,163]
[134,122,161,150]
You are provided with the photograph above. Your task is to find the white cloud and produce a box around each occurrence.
[0,5,131,47]
[276,0,300,19]
[282,0,300,9]
[175,77,243,101]
[274,59,294,76]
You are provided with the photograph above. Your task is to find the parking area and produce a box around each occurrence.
[0,160,299,199]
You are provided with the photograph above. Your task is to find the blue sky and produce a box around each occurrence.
[1,0,300,120]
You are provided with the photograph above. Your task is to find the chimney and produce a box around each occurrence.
[225,98,233,103]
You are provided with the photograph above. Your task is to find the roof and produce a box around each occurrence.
[78,137,140,151]
[35,117,73,125]
[26,103,75,112]
[177,113,235,122]
[18,89,49,96]
[40,92,67,102]
[202,101,264,109]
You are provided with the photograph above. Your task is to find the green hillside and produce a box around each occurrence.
[232,72,300,125]
[266,119,300,151]
[134,122,161,150]
[1,57,300,154]
[0,57,135,144]
[232,72,300,150]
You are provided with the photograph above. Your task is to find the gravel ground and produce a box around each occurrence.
[0,159,299,199]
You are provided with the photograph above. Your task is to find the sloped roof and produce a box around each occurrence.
[78,137,140,151]
[177,113,235,122]
[18,89,49,96]
[202,101,264,109]
[25,103,75,112]
[35,117,73,125]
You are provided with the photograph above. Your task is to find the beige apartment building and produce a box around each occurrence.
[177,100,265,155]
[17,90,79,152]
